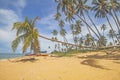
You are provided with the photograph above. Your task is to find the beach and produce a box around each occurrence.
[0,52,120,80]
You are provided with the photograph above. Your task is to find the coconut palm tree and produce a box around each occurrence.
[51,29,58,51]
[55,0,100,40]
[108,29,116,45]
[60,28,68,43]
[55,12,62,21]
[109,0,120,28]
[101,24,107,36]
[70,23,75,42]
[92,0,120,43]
[97,36,107,47]
[12,17,40,54]
[52,29,58,39]
[76,0,102,37]
[85,34,93,47]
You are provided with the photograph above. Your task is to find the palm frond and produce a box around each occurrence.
[11,34,26,52]
[23,34,32,53]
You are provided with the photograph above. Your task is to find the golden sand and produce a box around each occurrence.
[0,52,120,80]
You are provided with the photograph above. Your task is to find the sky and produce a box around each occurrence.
[0,0,118,53]
[0,0,59,53]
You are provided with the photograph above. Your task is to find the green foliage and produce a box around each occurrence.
[11,17,40,54]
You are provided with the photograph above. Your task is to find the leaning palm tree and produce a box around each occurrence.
[92,0,120,43]
[109,0,120,28]
[11,17,40,54]
[76,0,102,37]
[55,0,100,40]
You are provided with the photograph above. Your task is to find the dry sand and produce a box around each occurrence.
[0,52,120,80]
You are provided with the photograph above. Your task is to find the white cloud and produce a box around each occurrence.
[39,13,59,30]
[0,9,20,53]
[0,9,19,27]
[0,0,27,53]
[17,0,26,8]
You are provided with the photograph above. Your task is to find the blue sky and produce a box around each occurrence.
[0,0,118,53]
[0,0,58,53]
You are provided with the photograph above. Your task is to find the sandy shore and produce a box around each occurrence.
[0,52,120,80]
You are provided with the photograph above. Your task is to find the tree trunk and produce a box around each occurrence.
[76,14,100,39]
[106,15,120,43]
[39,34,120,50]
[113,9,120,28]
[111,12,120,32]
[39,34,90,48]
[82,14,96,47]
[87,13,102,37]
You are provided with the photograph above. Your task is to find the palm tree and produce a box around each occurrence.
[12,17,40,54]
[109,0,120,28]
[79,37,84,44]
[92,0,120,43]
[55,12,61,21]
[60,28,68,43]
[76,0,102,37]
[85,34,93,47]
[108,29,116,45]
[97,36,107,47]
[52,29,58,38]
[55,0,100,40]
[70,23,75,43]
[51,29,58,51]
[101,24,107,36]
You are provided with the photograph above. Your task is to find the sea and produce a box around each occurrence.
[0,53,25,60]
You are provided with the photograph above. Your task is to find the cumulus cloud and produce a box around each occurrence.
[39,13,59,30]
[0,0,27,53]
[0,9,20,52]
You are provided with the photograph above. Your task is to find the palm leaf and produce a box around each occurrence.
[12,34,26,52]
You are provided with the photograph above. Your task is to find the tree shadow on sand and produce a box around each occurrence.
[113,61,120,64]
[11,58,39,63]
[78,53,120,60]
[78,53,120,70]
[81,59,110,70]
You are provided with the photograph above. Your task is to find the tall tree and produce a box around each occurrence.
[109,0,120,28]
[108,29,116,45]
[12,17,40,54]
[51,29,58,51]
[101,24,107,36]
[55,0,100,40]
[92,0,120,43]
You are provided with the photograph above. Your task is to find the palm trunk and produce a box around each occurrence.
[87,14,102,37]
[106,15,120,43]
[82,14,96,47]
[111,12,120,32]
[113,9,120,28]
[63,36,68,51]
[76,14,100,40]
[39,34,92,48]
[111,36,115,46]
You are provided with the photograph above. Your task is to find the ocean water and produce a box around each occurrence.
[0,53,25,60]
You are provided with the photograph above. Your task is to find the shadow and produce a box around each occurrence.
[114,61,120,64]
[78,54,120,60]
[81,59,110,70]
[15,58,39,63]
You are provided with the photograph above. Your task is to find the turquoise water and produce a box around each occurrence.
[0,53,25,60]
